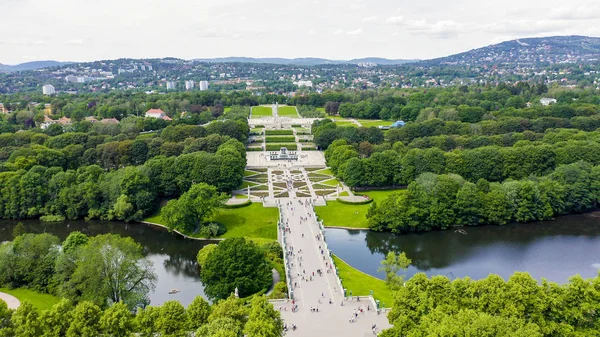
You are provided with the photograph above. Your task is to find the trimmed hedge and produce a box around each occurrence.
[298,139,311,143]
[302,147,316,151]
[255,125,265,128]
[291,124,302,127]
[265,130,293,135]
[222,199,252,209]
[337,197,373,205]
[247,147,263,152]
[265,136,296,143]
[266,144,297,151]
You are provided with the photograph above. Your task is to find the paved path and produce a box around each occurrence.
[277,198,391,336]
[0,292,20,309]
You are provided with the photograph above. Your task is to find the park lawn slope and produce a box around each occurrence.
[317,189,404,229]
[251,106,273,118]
[0,288,60,311]
[332,255,393,308]
[144,203,278,240]
[277,106,299,117]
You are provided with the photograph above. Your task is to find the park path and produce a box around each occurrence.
[0,292,20,309]
[276,197,390,336]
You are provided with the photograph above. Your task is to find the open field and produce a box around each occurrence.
[356,120,393,128]
[316,189,404,229]
[144,203,278,240]
[251,106,273,118]
[0,288,60,311]
[332,255,393,307]
[277,106,299,117]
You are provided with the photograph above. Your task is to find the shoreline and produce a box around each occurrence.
[138,221,223,242]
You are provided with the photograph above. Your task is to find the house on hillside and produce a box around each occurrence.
[145,108,172,121]
[57,116,72,126]
[540,97,557,106]
[0,103,8,114]
[85,116,98,123]
[40,115,58,129]
[101,118,120,124]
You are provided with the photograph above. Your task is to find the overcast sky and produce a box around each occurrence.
[1,0,600,64]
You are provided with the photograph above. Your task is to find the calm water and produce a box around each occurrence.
[325,212,600,283]
[0,219,211,306]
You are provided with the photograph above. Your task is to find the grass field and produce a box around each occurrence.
[224,107,232,113]
[357,120,393,128]
[144,203,278,240]
[316,107,325,112]
[277,106,299,117]
[332,255,394,308]
[0,288,61,311]
[316,189,404,229]
[251,106,273,118]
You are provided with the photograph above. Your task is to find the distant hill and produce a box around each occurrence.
[193,57,417,65]
[0,60,71,72]
[425,35,600,66]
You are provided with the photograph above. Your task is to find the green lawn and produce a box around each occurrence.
[316,189,404,229]
[316,168,334,176]
[224,107,232,113]
[215,203,278,240]
[277,106,299,117]
[357,120,393,128]
[322,178,340,186]
[316,107,325,112]
[144,203,278,240]
[251,106,273,118]
[239,181,259,189]
[316,201,371,228]
[332,255,393,308]
[0,288,60,311]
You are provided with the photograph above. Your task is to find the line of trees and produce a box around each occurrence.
[0,294,282,337]
[367,161,600,233]
[382,271,600,336]
[0,232,156,310]
[0,138,246,222]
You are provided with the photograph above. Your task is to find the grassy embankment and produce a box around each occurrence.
[332,255,394,307]
[316,189,405,229]
[250,106,273,118]
[0,288,60,310]
[144,203,278,241]
[277,106,299,117]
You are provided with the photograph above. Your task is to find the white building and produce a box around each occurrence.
[199,80,209,91]
[166,81,176,90]
[42,84,56,95]
[295,80,313,87]
[185,80,195,90]
[540,97,557,106]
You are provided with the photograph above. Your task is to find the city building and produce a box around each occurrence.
[199,80,209,91]
[42,84,56,95]
[166,81,176,90]
[145,108,173,121]
[0,103,8,114]
[185,80,195,90]
[40,115,58,129]
[295,80,313,87]
[101,118,120,124]
[84,116,98,123]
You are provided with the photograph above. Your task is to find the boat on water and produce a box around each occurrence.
[169,289,180,294]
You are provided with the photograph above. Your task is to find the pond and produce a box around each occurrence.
[0,219,211,306]
[325,212,600,283]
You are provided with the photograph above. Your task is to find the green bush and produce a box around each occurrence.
[40,215,66,222]
[291,124,302,127]
[302,147,316,150]
[266,144,297,151]
[247,147,263,152]
[255,125,265,128]
[265,136,295,143]
[265,130,293,135]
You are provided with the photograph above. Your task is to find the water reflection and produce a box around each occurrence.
[0,219,211,306]
[326,213,600,283]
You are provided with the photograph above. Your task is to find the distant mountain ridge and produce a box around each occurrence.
[0,60,71,72]
[192,57,417,65]
[425,35,600,66]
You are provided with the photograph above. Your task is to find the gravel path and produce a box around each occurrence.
[0,292,20,309]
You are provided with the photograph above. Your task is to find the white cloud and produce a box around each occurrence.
[362,16,378,23]
[346,29,363,36]
[550,4,600,20]
[333,29,344,35]
[65,39,84,45]
[482,20,569,35]
[386,16,404,24]
[403,20,468,39]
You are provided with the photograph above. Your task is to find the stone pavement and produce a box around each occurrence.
[276,198,391,336]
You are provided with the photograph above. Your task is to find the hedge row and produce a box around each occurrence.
[222,199,252,208]
[247,147,263,151]
[265,136,296,143]
[266,144,297,151]
[265,130,294,135]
